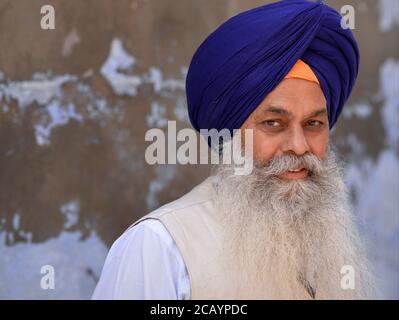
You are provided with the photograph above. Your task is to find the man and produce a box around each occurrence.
[92,0,376,299]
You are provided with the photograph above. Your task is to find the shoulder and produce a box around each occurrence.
[92,219,190,299]
[117,219,178,256]
[136,176,216,223]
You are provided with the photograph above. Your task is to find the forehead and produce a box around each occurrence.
[257,78,327,117]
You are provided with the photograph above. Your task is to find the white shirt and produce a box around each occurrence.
[91,219,190,299]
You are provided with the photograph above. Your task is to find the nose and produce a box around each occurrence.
[281,125,310,156]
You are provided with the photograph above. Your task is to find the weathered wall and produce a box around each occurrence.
[0,0,398,299]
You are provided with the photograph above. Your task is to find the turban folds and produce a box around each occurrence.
[186,0,360,136]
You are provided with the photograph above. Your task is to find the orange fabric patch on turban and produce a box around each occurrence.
[284,59,320,85]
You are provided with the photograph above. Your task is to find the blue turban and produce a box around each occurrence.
[186,0,359,137]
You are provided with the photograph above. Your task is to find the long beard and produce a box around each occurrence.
[213,145,377,299]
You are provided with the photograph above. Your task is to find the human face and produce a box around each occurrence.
[240,78,329,180]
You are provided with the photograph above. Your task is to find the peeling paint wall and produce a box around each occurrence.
[0,0,398,299]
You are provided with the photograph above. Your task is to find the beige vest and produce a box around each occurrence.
[128,176,311,300]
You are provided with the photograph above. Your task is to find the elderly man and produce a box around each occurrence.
[93,0,376,299]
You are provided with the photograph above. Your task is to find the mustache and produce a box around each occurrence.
[257,152,324,177]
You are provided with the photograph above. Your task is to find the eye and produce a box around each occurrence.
[306,120,324,127]
[262,119,282,127]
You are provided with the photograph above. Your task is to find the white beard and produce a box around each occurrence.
[213,144,377,299]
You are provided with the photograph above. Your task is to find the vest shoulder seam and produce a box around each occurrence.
[152,197,214,219]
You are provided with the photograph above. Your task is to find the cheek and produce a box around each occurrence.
[252,129,279,163]
[308,131,329,159]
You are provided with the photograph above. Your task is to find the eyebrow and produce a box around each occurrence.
[263,105,327,119]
